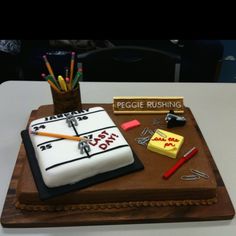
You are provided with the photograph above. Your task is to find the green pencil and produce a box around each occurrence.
[72,71,82,89]
[45,75,60,89]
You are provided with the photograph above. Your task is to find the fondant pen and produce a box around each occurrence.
[162,147,199,179]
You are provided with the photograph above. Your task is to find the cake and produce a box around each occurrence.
[27,107,135,188]
[16,104,218,212]
[147,129,184,158]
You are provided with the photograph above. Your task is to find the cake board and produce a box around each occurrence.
[0,104,235,228]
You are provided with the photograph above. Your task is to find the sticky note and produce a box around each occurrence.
[147,129,184,158]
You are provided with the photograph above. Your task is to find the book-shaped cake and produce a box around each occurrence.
[28,107,137,188]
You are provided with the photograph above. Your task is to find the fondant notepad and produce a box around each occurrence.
[147,129,184,158]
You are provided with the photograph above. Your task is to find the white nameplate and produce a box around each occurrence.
[113,97,184,114]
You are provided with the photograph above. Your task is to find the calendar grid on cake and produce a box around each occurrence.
[22,107,143,200]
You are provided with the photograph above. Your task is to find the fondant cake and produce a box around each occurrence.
[16,104,218,212]
[28,107,134,188]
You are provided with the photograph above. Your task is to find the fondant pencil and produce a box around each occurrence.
[30,131,89,142]
[72,70,82,89]
[47,79,62,94]
[65,67,69,78]
[69,52,76,87]
[45,74,60,89]
[41,73,46,79]
[42,55,60,88]
[43,55,55,79]
[65,77,72,90]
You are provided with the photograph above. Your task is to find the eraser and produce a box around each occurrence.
[121,119,140,131]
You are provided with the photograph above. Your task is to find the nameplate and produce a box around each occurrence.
[113,97,184,114]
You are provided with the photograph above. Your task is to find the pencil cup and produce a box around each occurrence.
[50,84,82,114]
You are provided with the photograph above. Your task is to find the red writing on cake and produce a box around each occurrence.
[89,130,119,150]
[151,136,179,148]
[164,143,175,148]
[168,137,179,142]
[151,137,166,142]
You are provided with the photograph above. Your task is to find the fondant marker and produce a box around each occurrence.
[163,147,198,179]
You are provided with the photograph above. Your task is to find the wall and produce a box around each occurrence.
[218,40,236,83]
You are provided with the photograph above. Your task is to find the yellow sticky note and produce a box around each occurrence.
[147,129,184,158]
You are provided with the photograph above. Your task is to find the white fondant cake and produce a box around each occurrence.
[28,107,134,188]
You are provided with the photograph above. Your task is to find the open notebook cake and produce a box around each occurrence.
[16,105,218,212]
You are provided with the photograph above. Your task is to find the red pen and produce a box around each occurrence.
[162,147,198,179]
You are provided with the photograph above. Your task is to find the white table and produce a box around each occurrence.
[0,81,235,235]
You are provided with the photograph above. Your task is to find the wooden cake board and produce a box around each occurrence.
[0,104,235,228]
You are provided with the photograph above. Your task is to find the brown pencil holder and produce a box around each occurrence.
[51,84,82,114]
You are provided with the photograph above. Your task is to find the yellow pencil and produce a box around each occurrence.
[30,131,88,142]
[58,75,68,92]
[43,55,55,79]
[47,79,62,93]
